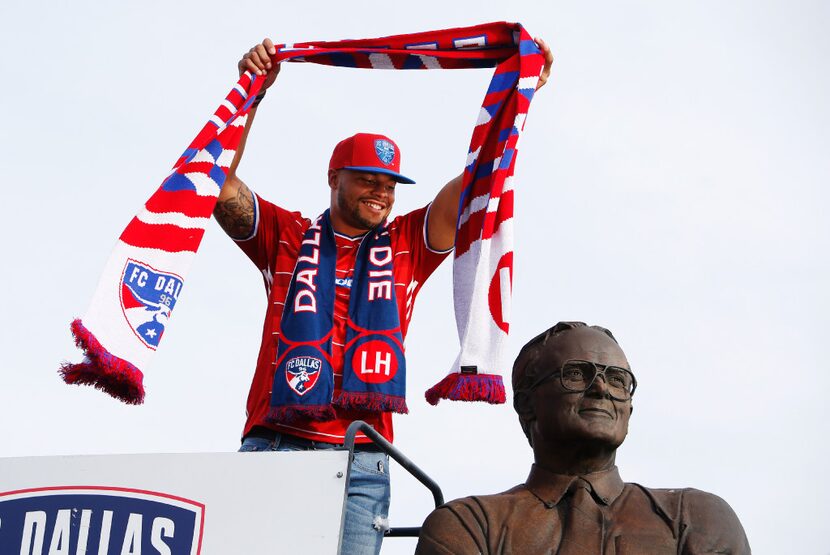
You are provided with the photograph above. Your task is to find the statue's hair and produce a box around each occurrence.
[512,321,618,446]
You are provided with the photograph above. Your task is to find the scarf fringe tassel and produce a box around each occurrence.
[267,405,337,424]
[425,373,506,406]
[60,319,145,405]
[335,392,409,414]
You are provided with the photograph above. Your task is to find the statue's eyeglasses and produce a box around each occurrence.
[529,360,637,401]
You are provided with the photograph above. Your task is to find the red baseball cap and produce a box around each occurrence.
[329,133,416,184]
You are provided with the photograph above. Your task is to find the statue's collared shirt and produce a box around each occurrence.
[523,462,626,508]
[416,464,750,555]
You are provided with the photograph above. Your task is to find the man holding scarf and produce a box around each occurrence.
[214,37,552,554]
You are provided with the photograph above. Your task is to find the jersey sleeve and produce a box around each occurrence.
[234,193,306,288]
[393,203,453,284]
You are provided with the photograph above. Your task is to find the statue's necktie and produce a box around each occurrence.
[558,478,605,554]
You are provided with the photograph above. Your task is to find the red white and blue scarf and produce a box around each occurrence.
[61,22,546,409]
[271,211,406,422]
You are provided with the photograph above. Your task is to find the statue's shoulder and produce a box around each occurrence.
[441,483,530,516]
[628,483,749,551]
[417,484,530,553]
[631,484,736,519]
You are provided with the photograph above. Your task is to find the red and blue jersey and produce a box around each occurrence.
[236,195,450,444]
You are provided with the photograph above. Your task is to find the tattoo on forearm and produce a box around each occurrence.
[214,183,255,239]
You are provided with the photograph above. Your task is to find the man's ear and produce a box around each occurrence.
[327,169,338,189]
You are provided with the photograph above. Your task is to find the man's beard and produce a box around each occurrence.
[339,188,382,231]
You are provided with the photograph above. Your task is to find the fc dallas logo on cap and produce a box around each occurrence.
[374,139,396,166]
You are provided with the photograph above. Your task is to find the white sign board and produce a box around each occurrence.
[0,451,350,554]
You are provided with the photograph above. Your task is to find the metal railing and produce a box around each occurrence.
[342,420,444,538]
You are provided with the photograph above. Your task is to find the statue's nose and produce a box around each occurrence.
[586,371,610,396]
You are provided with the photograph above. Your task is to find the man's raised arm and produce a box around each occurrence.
[426,38,554,251]
[214,39,280,239]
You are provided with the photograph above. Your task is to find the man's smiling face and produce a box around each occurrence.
[529,327,633,449]
[329,169,396,235]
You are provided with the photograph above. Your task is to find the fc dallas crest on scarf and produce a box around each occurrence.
[285,356,323,396]
[119,260,183,349]
[61,22,547,410]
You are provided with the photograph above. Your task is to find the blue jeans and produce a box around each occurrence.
[239,434,390,555]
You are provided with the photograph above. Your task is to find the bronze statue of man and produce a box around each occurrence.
[416,322,750,554]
